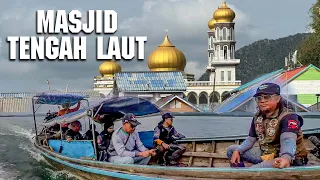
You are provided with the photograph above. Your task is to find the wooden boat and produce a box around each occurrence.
[32,93,320,180]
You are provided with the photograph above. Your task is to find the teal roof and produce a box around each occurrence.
[114,71,186,92]
[214,64,320,113]
[231,69,283,93]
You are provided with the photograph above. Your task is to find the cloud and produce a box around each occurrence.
[0,0,313,92]
[120,0,260,42]
[118,0,260,79]
[185,61,204,79]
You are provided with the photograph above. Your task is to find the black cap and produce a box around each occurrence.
[162,112,174,119]
[254,83,280,97]
[123,113,141,127]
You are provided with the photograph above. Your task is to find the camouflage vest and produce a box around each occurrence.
[253,107,308,158]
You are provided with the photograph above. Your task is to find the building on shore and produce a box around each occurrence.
[185,1,241,111]
[93,1,242,112]
[155,95,202,113]
[213,63,320,113]
[112,71,187,103]
[93,60,121,96]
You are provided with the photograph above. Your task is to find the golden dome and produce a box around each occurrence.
[98,60,121,77]
[213,1,235,23]
[208,18,216,30]
[148,35,186,72]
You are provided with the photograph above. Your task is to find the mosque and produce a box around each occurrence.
[93,1,241,111]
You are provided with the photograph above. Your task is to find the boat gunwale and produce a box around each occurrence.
[34,140,320,173]
[41,150,166,180]
[177,127,320,142]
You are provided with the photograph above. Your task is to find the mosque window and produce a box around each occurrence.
[228,71,231,81]
[216,45,220,58]
[221,71,225,81]
[231,28,235,40]
[223,46,228,59]
[211,37,214,47]
[230,28,233,41]
[216,28,220,41]
[231,45,235,58]
[223,27,227,41]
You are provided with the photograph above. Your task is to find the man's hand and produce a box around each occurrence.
[231,150,241,164]
[162,143,170,150]
[66,137,72,143]
[273,157,291,168]
[149,149,157,156]
[139,150,151,158]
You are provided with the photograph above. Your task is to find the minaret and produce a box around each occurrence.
[207,1,240,83]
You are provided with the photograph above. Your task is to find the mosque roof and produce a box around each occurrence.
[114,71,187,92]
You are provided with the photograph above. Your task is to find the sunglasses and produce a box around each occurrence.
[255,94,278,102]
[130,123,137,128]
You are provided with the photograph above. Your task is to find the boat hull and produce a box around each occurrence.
[34,137,320,180]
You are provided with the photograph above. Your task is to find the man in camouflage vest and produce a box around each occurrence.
[226,83,308,168]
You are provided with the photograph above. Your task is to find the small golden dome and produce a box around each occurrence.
[98,60,121,77]
[213,1,235,23]
[208,18,216,30]
[148,35,186,72]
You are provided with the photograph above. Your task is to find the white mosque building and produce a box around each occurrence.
[93,1,242,111]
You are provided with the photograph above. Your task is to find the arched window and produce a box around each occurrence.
[216,45,220,59]
[199,92,208,105]
[187,93,197,105]
[211,37,214,47]
[231,45,235,59]
[223,45,228,59]
[212,46,215,58]
[216,28,220,41]
[222,27,227,41]
[231,28,234,40]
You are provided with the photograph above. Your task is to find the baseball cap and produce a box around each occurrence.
[162,112,174,119]
[254,83,280,97]
[122,113,141,127]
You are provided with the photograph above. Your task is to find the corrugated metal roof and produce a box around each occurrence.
[214,64,319,113]
[114,71,186,92]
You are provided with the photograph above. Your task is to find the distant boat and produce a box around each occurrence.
[32,92,320,179]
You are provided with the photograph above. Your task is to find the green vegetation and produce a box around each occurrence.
[297,0,320,68]
[235,33,310,84]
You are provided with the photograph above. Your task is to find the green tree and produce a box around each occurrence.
[311,0,320,34]
[297,0,320,67]
[297,34,320,67]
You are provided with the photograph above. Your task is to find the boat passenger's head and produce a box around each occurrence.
[122,113,141,134]
[162,112,174,126]
[70,121,82,132]
[104,122,114,133]
[254,83,281,113]
[62,103,70,109]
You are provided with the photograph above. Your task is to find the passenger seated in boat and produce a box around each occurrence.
[227,83,308,168]
[58,102,81,132]
[97,122,114,161]
[153,112,186,166]
[65,121,84,142]
[83,124,99,140]
[107,113,156,165]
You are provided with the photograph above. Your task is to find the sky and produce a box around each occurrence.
[0,0,316,92]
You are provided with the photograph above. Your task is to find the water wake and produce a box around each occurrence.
[3,122,83,179]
